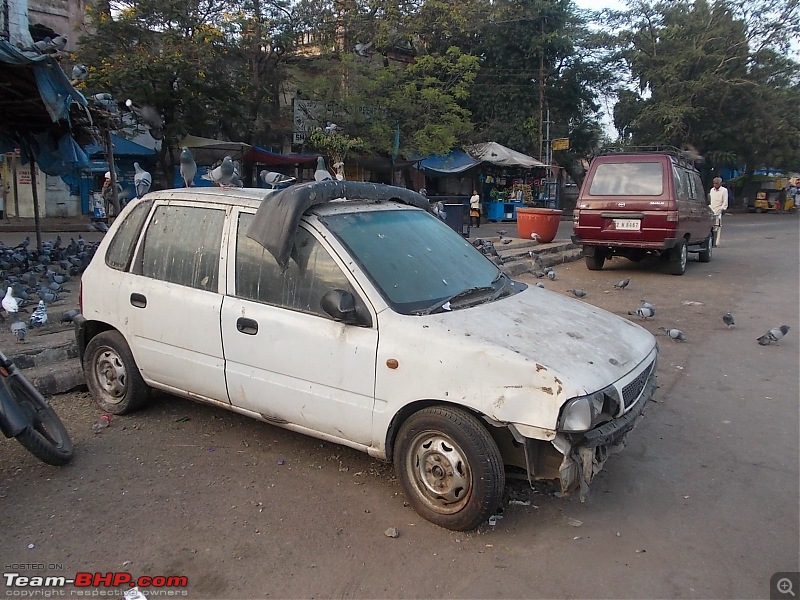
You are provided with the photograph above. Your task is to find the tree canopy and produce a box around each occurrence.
[73,0,800,182]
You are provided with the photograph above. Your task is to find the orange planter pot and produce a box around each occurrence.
[516,207,562,243]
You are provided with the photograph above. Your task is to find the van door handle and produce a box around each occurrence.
[236,317,258,335]
[130,293,147,308]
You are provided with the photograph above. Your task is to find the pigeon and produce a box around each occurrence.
[532,270,546,278]
[71,63,88,84]
[314,156,333,181]
[530,232,540,243]
[614,278,631,290]
[431,201,447,221]
[259,170,296,189]
[2,287,19,314]
[567,289,587,298]
[640,300,656,315]
[125,99,164,139]
[535,282,545,289]
[60,308,80,324]
[660,327,687,342]
[323,122,338,135]
[179,147,197,187]
[757,325,790,346]
[723,312,735,329]
[10,315,26,343]
[203,156,239,187]
[501,238,512,245]
[29,301,48,327]
[497,230,508,238]
[134,162,152,198]
[354,41,373,57]
[629,306,654,319]
[546,268,556,281]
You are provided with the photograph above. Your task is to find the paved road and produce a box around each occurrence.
[0,213,797,599]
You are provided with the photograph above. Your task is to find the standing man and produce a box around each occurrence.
[469,189,481,228]
[709,177,728,247]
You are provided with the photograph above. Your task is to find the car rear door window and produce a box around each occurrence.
[234,212,356,318]
[137,204,225,291]
[674,167,690,202]
[588,162,664,195]
[105,200,152,271]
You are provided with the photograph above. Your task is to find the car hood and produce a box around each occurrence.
[426,284,657,394]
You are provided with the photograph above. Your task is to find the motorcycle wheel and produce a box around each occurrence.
[6,376,73,466]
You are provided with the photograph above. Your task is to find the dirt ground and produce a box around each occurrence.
[1,215,798,599]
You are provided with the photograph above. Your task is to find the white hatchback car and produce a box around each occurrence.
[76,181,659,531]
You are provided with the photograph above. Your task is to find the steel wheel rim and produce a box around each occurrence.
[680,243,687,270]
[94,346,127,403]
[405,430,472,515]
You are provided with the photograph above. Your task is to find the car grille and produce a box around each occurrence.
[622,363,653,409]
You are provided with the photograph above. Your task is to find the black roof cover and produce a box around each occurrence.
[246,180,432,270]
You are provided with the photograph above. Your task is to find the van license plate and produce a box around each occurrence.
[614,219,641,231]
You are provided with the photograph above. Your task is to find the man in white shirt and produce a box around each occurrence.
[708,177,728,247]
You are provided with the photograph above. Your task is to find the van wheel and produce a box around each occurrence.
[393,406,505,531]
[84,331,151,414]
[698,232,713,263]
[668,239,687,275]
[585,250,605,271]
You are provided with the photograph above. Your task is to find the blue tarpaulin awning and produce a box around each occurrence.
[0,39,92,175]
[416,149,481,175]
[85,134,157,158]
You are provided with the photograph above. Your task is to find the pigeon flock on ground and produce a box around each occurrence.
[0,235,95,343]
[469,237,790,351]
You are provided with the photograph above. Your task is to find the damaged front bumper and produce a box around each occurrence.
[516,368,657,501]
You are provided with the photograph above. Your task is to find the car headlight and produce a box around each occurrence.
[559,390,608,433]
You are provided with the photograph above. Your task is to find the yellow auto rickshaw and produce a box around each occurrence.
[752,189,796,213]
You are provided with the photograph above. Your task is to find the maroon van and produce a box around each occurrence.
[571,149,715,275]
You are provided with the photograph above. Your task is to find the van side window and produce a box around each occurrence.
[692,173,705,202]
[137,204,225,291]
[105,200,152,271]
[674,167,690,202]
[235,212,356,319]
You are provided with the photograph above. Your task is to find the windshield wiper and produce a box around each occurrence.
[415,286,496,315]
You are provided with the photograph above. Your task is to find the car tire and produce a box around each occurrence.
[84,331,151,415]
[698,232,713,263]
[584,250,605,271]
[668,239,687,275]
[393,406,505,531]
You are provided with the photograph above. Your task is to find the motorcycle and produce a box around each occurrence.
[0,349,73,465]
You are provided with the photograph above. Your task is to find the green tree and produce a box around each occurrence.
[77,0,299,183]
[610,0,800,174]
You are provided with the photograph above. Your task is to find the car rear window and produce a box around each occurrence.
[588,162,664,196]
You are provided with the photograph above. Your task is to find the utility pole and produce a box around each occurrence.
[537,17,545,162]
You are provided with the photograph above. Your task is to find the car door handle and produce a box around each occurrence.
[236,317,258,335]
[130,293,147,308]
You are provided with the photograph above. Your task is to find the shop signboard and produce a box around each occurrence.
[552,138,570,151]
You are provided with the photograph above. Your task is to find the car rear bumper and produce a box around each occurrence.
[572,234,678,251]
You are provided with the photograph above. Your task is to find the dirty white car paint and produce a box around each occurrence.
[76,183,659,531]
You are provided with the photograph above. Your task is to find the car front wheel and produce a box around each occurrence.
[698,232,713,263]
[668,239,687,275]
[84,331,151,414]
[393,406,505,531]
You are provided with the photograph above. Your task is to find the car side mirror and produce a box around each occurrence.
[321,289,365,325]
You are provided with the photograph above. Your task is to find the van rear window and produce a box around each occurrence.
[589,162,664,196]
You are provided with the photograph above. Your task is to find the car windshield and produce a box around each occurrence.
[589,162,664,196]
[320,208,511,315]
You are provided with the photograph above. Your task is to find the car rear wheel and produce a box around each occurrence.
[584,249,605,271]
[698,232,713,263]
[393,406,505,531]
[668,239,687,275]
[84,331,151,414]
